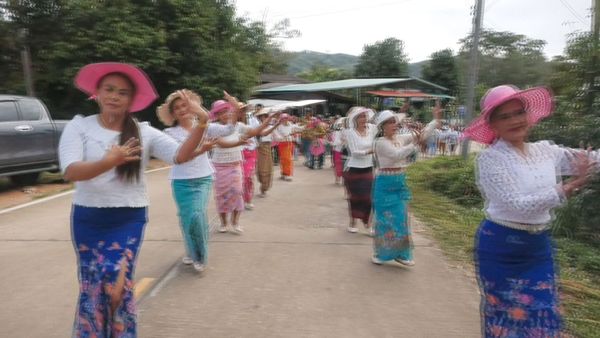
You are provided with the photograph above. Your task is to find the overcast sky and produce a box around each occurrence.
[234,0,592,62]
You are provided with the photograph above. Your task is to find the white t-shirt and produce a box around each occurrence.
[164,122,235,179]
[244,115,261,151]
[274,123,303,142]
[59,115,180,208]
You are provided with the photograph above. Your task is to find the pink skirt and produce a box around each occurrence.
[213,162,244,213]
[333,151,343,178]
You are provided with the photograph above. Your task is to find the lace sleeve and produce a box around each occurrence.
[375,138,416,161]
[537,141,600,176]
[477,151,564,215]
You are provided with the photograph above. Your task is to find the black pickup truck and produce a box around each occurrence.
[0,95,69,185]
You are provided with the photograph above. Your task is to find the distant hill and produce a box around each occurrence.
[287,50,427,78]
[287,51,358,75]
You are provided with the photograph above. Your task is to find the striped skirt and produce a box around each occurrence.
[475,220,562,337]
[171,176,213,264]
[257,142,273,193]
[71,205,147,337]
[372,173,413,261]
[213,162,244,213]
[343,166,373,224]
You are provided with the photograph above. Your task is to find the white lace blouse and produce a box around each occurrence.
[374,120,437,169]
[477,139,599,226]
[343,124,378,168]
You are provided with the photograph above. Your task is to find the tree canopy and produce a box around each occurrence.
[0,0,292,124]
[354,37,408,78]
[421,49,459,95]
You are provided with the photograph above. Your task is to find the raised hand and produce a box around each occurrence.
[223,90,242,109]
[178,90,208,123]
[198,138,218,154]
[104,137,141,166]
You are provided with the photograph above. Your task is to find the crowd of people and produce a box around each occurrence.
[58,62,599,337]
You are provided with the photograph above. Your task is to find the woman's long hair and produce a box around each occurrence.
[98,72,141,183]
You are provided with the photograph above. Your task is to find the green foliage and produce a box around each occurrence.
[458,30,550,90]
[421,49,459,95]
[0,0,291,123]
[409,155,482,208]
[354,37,408,77]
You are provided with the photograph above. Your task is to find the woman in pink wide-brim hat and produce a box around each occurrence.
[467,85,600,337]
[61,62,211,337]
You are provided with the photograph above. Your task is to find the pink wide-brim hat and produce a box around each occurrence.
[462,85,554,144]
[209,100,234,120]
[74,62,158,113]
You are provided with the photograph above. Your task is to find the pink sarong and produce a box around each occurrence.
[242,149,257,203]
[333,150,343,178]
[213,162,244,213]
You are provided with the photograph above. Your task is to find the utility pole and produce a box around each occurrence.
[461,0,485,159]
[586,0,599,114]
[19,28,35,97]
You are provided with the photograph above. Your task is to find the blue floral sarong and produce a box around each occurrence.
[474,220,562,337]
[71,205,147,338]
[372,173,412,261]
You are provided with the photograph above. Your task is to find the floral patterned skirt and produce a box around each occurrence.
[474,220,562,337]
[71,205,147,338]
[372,173,412,261]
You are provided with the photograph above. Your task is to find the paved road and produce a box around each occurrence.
[0,161,481,338]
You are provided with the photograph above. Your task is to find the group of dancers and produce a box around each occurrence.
[58,62,599,337]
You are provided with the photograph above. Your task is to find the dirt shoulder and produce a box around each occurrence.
[0,159,170,211]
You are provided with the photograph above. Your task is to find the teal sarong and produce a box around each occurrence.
[172,176,213,264]
[372,173,413,261]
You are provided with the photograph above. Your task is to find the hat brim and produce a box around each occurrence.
[347,107,375,129]
[463,87,554,144]
[377,113,407,129]
[156,90,202,126]
[75,62,158,113]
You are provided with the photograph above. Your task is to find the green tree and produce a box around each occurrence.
[0,0,293,123]
[421,49,459,95]
[458,30,550,89]
[354,37,408,77]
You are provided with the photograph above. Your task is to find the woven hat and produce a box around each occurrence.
[463,85,554,144]
[156,89,202,126]
[74,62,158,113]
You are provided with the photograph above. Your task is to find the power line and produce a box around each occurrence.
[558,0,587,23]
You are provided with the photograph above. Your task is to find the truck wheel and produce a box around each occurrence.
[10,173,40,186]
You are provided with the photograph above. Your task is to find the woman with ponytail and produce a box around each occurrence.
[59,63,210,337]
